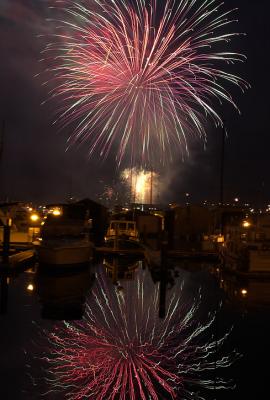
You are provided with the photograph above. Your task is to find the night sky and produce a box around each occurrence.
[0,0,269,206]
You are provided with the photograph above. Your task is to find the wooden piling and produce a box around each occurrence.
[159,234,168,318]
[2,224,11,264]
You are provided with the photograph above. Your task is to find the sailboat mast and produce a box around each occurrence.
[150,169,153,205]
[0,121,5,201]
[0,120,4,162]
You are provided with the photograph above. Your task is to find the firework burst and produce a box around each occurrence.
[42,0,248,166]
[122,167,159,203]
[37,266,238,399]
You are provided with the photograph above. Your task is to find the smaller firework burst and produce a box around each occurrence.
[122,167,159,204]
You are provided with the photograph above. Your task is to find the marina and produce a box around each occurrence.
[1,202,270,399]
[0,0,269,398]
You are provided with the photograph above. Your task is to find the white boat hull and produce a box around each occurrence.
[249,250,270,272]
[37,243,92,265]
[222,248,270,273]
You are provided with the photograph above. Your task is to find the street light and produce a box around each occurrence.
[240,288,248,297]
[30,213,40,223]
[26,283,35,292]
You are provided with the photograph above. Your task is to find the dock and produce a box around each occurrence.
[95,245,219,268]
[167,249,219,262]
[95,246,145,256]
[0,250,36,273]
[0,245,218,272]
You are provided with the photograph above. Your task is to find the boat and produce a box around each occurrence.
[103,256,142,284]
[36,265,95,319]
[222,238,270,274]
[104,220,141,249]
[221,214,270,274]
[35,204,93,266]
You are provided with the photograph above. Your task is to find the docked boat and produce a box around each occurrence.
[36,265,94,319]
[104,220,141,249]
[35,204,93,266]
[103,256,141,284]
[221,214,270,274]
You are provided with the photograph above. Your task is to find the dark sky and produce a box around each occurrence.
[0,0,269,206]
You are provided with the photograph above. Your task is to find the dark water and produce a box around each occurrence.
[0,259,269,399]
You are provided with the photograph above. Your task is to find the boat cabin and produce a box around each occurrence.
[106,220,139,241]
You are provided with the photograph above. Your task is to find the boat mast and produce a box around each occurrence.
[0,120,5,201]
[0,121,4,159]
[219,123,226,235]
[149,169,153,205]
[220,124,226,206]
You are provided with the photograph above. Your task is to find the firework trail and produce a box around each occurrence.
[36,266,237,399]
[42,0,248,166]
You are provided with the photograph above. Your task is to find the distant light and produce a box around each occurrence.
[52,208,62,216]
[217,235,224,243]
[30,214,40,222]
[242,220,251,228]
[241,289,248,296]
[234,198,239,202]
[27,283,34,292]
[28,207,33,212]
